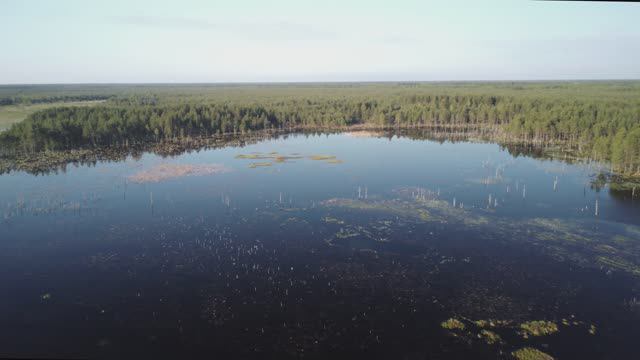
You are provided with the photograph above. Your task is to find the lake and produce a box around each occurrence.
[1,132,639,359]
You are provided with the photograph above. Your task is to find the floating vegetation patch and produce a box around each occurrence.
[479,329,501,344]
[128,163,230,183]
[525,218,640,276]
[310,155,345,164]
[335,228,360,239]
[474,320,490,328]
[321,197,440,224]
[310,155,336,161]
[248,162,272,168]
[323,220,394,246]
[322,190,481,226]
[235,152,341,165]
[322,216,345,225]
[235,153,272,160]
[438,316,593,356]
[512,347,554,360]
[519,320,559,338]
[596,256,640,276]
[441,318,466,330]
[473,319,512,329]
[321,190,640,278]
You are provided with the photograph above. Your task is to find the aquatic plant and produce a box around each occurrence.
[248,162,273,168]
[322,191,640,279]
[474,320,490,328]
[235,154,272,159]
[235,152,336,166]
[596,256,640,276]
[519,320,559,337]
[310,155,337,161]
[512,347,554,360]
[322,216,345,224]
[321,198,438,224]
[473,319,511,328]
[479,329,501,344]
[441,318,465,330]
[335,228,361,239]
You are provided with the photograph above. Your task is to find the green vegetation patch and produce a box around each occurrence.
[321,193,640,279]
[235,154,272,160]
[310,155,337,161]
[2,82,639,175]
[512,347,554,360]
[236,152,336,165]
[596,256,640,276]
[479,329,501,344]
[322,216,345,224]
[335,228,361,239]
[248,162,273,168]
[441,318,466,330]
[519,320,559,337]
[0,100,105,131]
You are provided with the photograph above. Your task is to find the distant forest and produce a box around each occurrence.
[0,82,639,174]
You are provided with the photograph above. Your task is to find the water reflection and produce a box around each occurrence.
[0,132,639,359]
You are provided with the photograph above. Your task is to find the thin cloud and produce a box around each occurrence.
[110,15,334,41]
[112,15,219,30]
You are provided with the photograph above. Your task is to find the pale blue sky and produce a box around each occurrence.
[2,0,639,83]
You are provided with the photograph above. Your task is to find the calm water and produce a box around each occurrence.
[1,133,639,359]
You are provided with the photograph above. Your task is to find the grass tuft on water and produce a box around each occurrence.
[479,329,501,344]
[235,154,271,159]
[519,320,559,337]
[322,216,345,224]
[310,155,337,161]
[248,162,273,168]
[441,318,465,330]
[512,347,554,360]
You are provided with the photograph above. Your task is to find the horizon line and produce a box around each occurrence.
[2,79,640,87]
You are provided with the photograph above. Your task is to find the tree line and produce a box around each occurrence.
[0,83,638,174]
[0,94,111,106]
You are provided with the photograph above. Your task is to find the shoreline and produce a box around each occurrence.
[1,126,638,191]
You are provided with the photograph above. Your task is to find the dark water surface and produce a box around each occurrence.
[1,133,639,359]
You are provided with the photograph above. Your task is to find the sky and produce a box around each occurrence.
[1,0,639,83]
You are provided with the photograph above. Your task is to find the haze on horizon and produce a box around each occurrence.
[2,0,639,84]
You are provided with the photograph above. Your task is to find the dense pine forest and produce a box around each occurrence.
[1,82,639,174]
